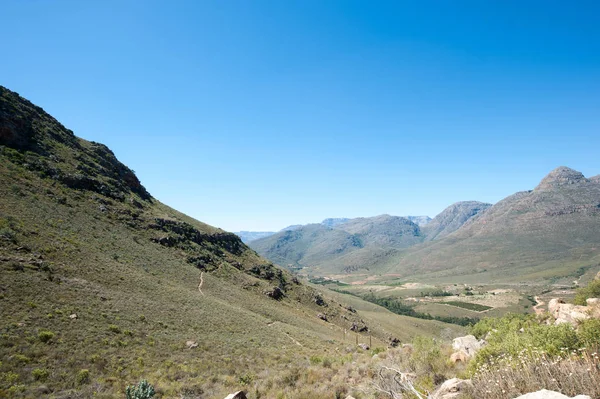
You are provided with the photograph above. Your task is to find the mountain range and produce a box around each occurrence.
[249,166,600,285]
[236,215,431,243]
[248,205,488,275]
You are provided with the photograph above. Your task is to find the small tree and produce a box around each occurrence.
[125,380,155,399]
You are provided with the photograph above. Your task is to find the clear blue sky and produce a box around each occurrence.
[2,1,599,231]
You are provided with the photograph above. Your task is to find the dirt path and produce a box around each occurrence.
[533,296,545,315]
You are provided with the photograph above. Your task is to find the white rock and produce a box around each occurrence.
[452,335,483,357]
[513,389,591,399]
[431,378,473,399]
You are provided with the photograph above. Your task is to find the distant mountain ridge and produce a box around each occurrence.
[249,168,600,283]
[236,215,431,243]
[382,166,600,283]
[248,208,487,275]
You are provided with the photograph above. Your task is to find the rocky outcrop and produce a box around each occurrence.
[451,335,484,361]
[536,167,589,191]
[548,298,600,326]
[513,389,591,399]
[431,378,473,399]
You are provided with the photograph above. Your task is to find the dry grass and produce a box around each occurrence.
[471,348,600,399]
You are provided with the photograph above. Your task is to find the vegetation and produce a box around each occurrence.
[574,278,600,305]
[0,85,458,398]
[442,301,492,312]
[343,291,478,326]
[125,380,156,399]
[466,312,600,398]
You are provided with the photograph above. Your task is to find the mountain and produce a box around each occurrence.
[421,201,492,241]
[250,215,425,274]
[0,86,459,398]
[234,230,276,243]
[237,216,429,244]
[384,167,600,283]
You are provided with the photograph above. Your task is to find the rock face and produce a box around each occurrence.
[548,298,600,326]
[452,335,484,358]
[422,201,492,241]
[536,166,589,191]
[431,378,473,399]
[513,389,591,399]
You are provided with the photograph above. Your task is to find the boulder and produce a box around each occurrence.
[431,378,473,399]
[224,391,247,399]
[549,298,592,326]
[317,313,328,322]
[358,343,370,350]
[266,286,284,300]
[69,313,78,320]
[452,335,483,357]
[450,351,469,363]
[513,389,591,399]
[186,340,198,349]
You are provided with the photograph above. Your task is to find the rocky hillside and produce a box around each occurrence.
[0,86,459,398]
[421,201,491,241]
[385,167,600,283]
[250,209,486,276]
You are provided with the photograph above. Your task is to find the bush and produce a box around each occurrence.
[574,279,600,305]
[126,380,156,399]
[32,368,49,381]
[76,369,90,385]
[108,324,121,334]
[577,318,600,349]
[38,330,55,343]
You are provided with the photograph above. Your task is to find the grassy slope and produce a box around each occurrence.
[0,86,461,398]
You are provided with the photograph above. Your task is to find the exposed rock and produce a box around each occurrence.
[224,391,247,399]
[317,313,328,322]
[358,343,370,350]
[36,385,52,395]
[422,201,491,241]
[548,298,600,326]
[450,351,469,363]
[314,293,327,306]
[186,340,198,349]
[452,335,484,358]
[344,396,357,399]
[431,378,473,399]
[350,322,368,332]
[536,166,588,191]
[513,389,591,399]
[266,286,284,300]
[388,336,400,347]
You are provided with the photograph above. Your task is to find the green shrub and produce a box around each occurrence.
[108,324,121,334]
[574,279,600,305]
[38,330,55,343]
[469,314,582,373]
[13,354,31,364]
[577,318,600,348]
[76,369,90,385]
[32,368,49,381]
[125,379,156,399]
